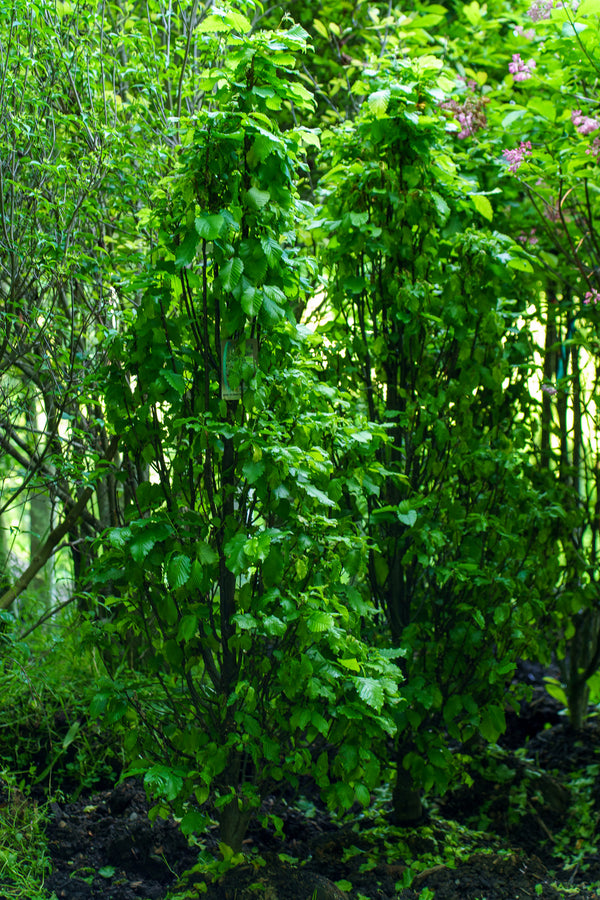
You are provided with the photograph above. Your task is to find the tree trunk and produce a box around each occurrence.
[392,741,423,826]
[218,797,252,854]
[30,489,53,606]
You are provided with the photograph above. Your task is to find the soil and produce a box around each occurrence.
[32,669,600,899]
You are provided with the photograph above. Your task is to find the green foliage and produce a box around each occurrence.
[430,0,600,727]
[91,20,403,850]
[0,616,121,792]
[5,0,600,865]
[316,52,562,802]
[0,771,51,899]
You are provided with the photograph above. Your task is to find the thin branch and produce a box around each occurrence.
[0,436,118,611]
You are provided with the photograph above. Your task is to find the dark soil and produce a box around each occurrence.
[39,670,600,900]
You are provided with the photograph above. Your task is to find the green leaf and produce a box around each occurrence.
[578,0,600,14]
[243,532,271,563]
[175,228,198,267]
[245,187,270,210]
[167,553,191,589]
[107,526,132,548]
[397,508,417,527]
[241,285,262,316]
[144,765,184,802]
[353,785,370,808]
[367,89,391,117]
[544,677,568,707]
[527,97,556,123]
[164,639,183,667]
[233,612,258,630]
[562,20,587,35]
[502,109,526,130]
[312,17,329,38]
[493,605,510,626]
[225,10,252,32]
[349,211,369,227]
[353,677,385,712]
[303,482,336,507]
[431,191,450,223]
[472,609,485,628]
[260,235,283,266]
[507,257,534,273]
[195,214,225,241]
[178,614,199,642]
[243,459,265,484]
[197,541,218,565]
[220,257,244,291]
[98,867,115,879]
[263,615,286,636]
[339,657,361,672]
[224,534,247,575]
[157,594,178,626]
[311,710,329,734]
[62,720,81,749]
[163,369,185,397]
[470,194,493,222]
[180,810,209,836]
[307,611,335,632]
[196,14,231,33]
[130,534,157,563]
[479,705,506,743]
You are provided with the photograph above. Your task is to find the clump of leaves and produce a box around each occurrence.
[551,763,600,873]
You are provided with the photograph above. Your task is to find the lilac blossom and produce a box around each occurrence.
[440,96,488,139]
[508,54,536,82]
[584,289,600,305]
[572,109,600,135]
[541,384,558,395]
[528,1,553,20]
[503,141,532,173]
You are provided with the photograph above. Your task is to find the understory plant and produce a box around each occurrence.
[91,19,403,852]
[0,771,50,900]
[315,53,563,821]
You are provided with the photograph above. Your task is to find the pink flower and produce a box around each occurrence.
[572,109,600,135]
[509,54,536,81]
[587,137,600,158]
[542,384,558,395]
[528,1,553,20]
[513,25,537,39]
[503,141,533,173]
[517,228,538,246]
[584,289,600,305]
[440,96,488,139]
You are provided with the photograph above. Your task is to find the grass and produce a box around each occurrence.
[0,772,52,899]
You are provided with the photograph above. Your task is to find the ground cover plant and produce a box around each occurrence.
[2,0,600,898]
